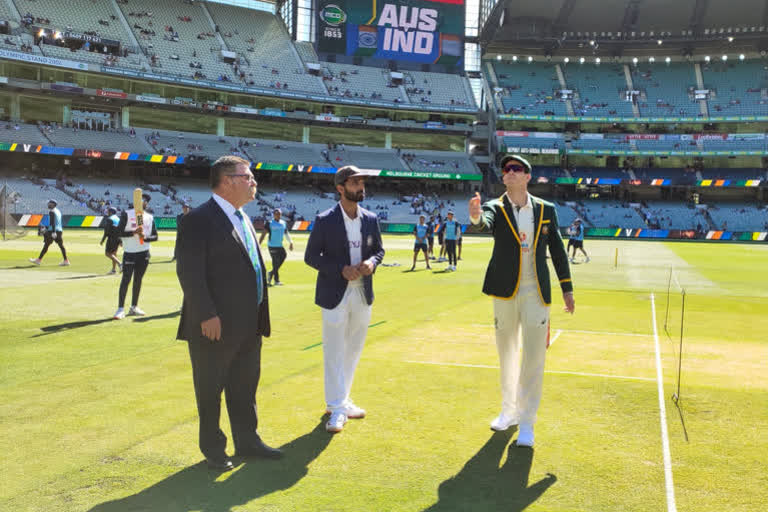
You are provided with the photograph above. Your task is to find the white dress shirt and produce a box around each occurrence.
[340,202,364,287]
[509,192,536,286]
[213,193,251,248]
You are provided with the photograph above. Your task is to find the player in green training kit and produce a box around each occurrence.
[410,215,432,271]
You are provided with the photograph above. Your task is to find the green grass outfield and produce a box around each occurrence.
[1,230,766,512]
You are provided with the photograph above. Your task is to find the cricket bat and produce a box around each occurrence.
[133,187,144,245]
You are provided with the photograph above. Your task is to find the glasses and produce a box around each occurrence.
[226,174,257,184]
[503,164,530,174]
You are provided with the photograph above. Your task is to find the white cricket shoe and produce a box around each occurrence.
[516,423,535,447]
[490,413,518,431]
[326,411,347,433]
[128,306,146,316]
[113,308,126,320]
[59,259,71,266]
[326,402,366,419]
[585,256,591,263]
[29,258,41,266]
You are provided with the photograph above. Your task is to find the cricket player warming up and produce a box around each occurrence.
[468,154,575,447]
[113,193,158,319]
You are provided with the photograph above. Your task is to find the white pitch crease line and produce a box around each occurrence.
[549,329,563,347]
[468,325,653,338]
[651,293,678,512]
[404,361,656,381]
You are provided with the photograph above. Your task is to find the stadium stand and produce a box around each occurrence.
[641,201,709,230]
[323,62,404,103]
[118,0,236,82]
[707,203,768,231]
[5,177,95,215]
[401,150,480,175]
[137,129,247,160]
[325,146,408,171]
[631,63,699,117]
[702,60,768,116]
[494,62,568,115]
[13,0,134,43]
[564,64,635,116]
[206,3,323,93]
[576,200,647,229]
[403,70,475,108]
[1,122,52,145]
[45,126,152,154]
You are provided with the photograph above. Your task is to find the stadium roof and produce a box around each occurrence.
[481,0,768,55]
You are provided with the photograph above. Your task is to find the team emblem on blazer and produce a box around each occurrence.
[542,225,549,235]
[366,235,373,247]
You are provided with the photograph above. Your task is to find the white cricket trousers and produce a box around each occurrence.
[322,285,372,412]
[493,283,551,425]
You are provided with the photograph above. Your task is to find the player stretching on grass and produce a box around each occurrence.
[410,215,431,271]
[468,154,574,448]
[113,194,157,319]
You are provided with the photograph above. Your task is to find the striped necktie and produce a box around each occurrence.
[234,210,263,305]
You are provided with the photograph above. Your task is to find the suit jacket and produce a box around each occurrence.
[470,193,573,305]
[304,203,385,310]
[176,198,270,341]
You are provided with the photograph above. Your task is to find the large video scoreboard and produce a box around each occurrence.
[316,0,465,70]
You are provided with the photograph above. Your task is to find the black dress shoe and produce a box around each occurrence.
[206,457,235,471]
[236,441,283,460]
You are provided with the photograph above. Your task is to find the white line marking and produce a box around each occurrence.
[469,325,652,338]
[651,293,677,512]
[561,329,652,338]
[549,329,562,347]
[546,370,655,382]
[404,361,656,381]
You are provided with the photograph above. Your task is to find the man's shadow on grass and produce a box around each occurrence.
[88,420,332,512]
[32,318,115,337]
[132,310,181,323]
[423,430,556,511]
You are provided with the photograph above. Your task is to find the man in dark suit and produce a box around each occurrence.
[176,155,282,471]
[304,166,385,433]
[468,154,575,448]
[172,202,190,262]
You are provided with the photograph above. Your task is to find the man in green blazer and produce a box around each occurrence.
[468,154,575,447]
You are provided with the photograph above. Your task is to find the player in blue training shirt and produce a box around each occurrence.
[29,199,70,266]
[259,208,293,286]
[439,211,461,271]
[567,218,590,263]
[409,215,432,271]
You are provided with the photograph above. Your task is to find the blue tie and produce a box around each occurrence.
[234,210,263,305]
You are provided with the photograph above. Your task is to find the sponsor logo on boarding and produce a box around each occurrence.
[320,4,347,26]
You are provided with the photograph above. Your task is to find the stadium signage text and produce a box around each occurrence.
[0,48,88,71]
[378,5,438,55]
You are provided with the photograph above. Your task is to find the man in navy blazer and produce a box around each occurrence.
[305,166,385,433]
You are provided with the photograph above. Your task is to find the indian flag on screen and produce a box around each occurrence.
[353,25,378,57]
